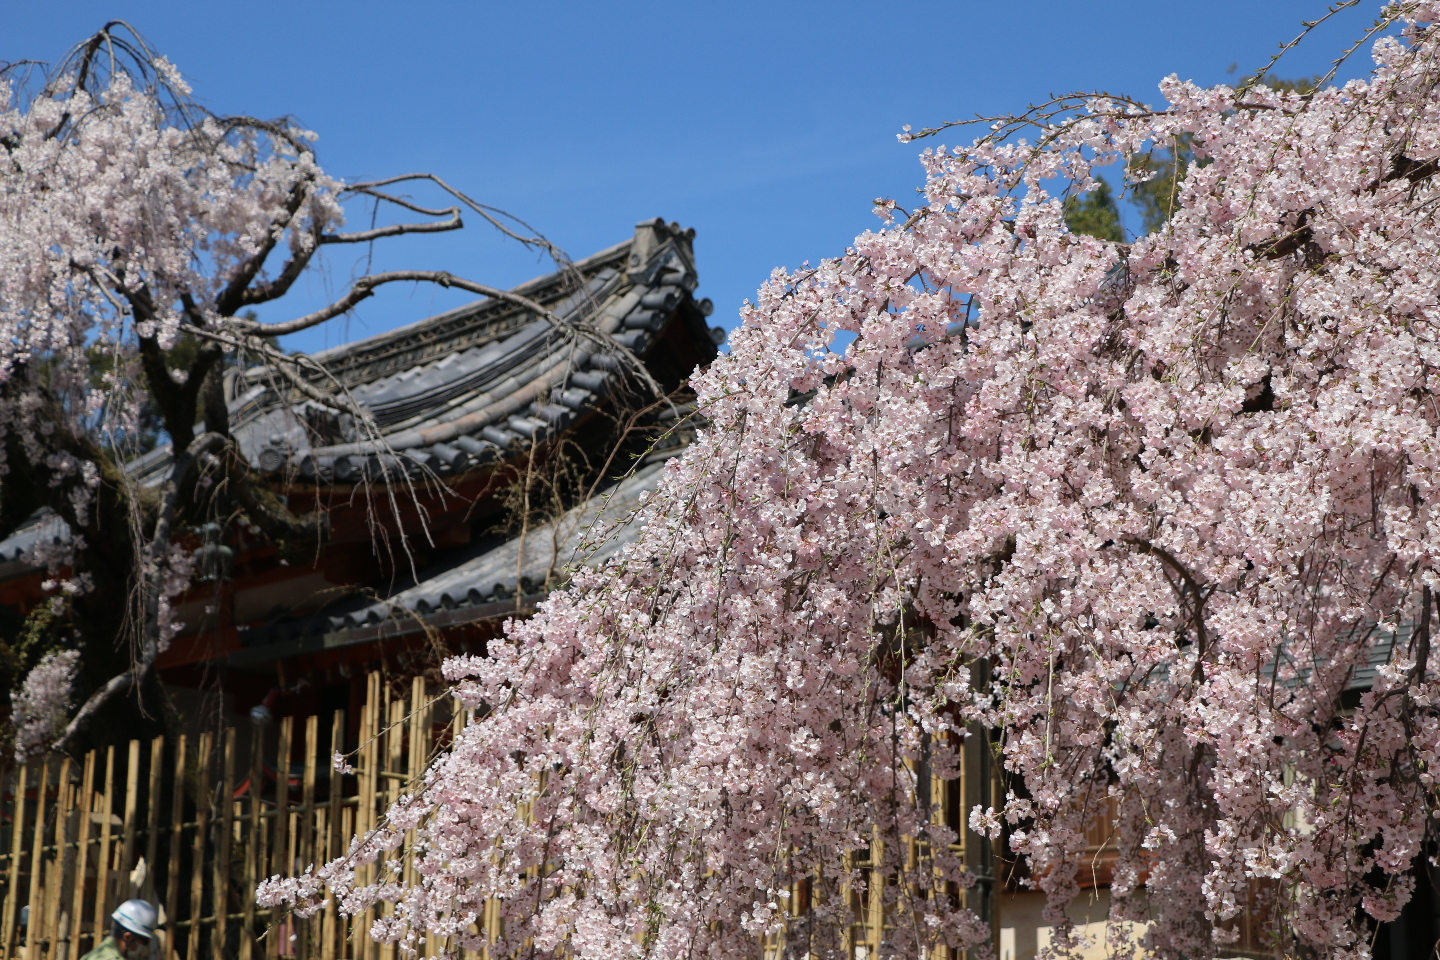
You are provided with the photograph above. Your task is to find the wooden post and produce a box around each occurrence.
[69,751,95,957]
[143,737,163,910]
[269,717,293,960]
[298,715,317,960]
[120,741,140,900]
[321,711,344,960]
[25,760,48,960]
[2,763,28,960]
[187,733,213,960]
[93,746,116,947]
[166,736,187,960]
[241,722,263,960]
[215,729,236,958]
[45,757,74,960]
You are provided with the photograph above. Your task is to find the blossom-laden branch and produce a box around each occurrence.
[260,5,1440,959]
[0,23,586,760]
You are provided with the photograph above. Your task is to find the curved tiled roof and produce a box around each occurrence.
[229,218,716,484]
[330,453,671,632]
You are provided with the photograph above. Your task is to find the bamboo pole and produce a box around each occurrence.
[45,757,73,960]
[120,741,140,900]
[2,763,28,960]
[321,711,344,960]
[298,715,317,960]
[187,733,213,960]
[406,677,424,958]
[377,696,403,960]
[357,675,379,960]
[241,722,263,960]
[166,736,187,960]
[93,746,116,946]
[215,729,236,957]
[143,737,163,910]
[269,717,293,960]
[69,751,94,957]
[25,760,48,960]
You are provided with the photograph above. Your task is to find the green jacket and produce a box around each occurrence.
[79,936,126,960]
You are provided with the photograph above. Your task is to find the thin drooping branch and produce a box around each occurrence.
[342,173,568,264]
[52,431,225,754]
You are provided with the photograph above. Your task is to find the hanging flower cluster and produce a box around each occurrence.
[0,61,341,381]
[262,5,1440,958]
[12,649,79,760]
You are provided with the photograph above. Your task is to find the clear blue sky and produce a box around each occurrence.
[1,2,1384,353]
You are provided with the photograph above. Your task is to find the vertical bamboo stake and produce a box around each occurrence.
[143,737,163,909]
[45,757,73,960]
[215,729,236,957]
[70,751,95,957]
[363,674,385,960]
[166,736,187,960]
[298,715,317,960]
[269,717,293,960]
[377,696,402,960]
[120,741,140,899]
[187,733,213,960]
[321,710,344,960]
[406,677,424,957]
[404,678,421,891]
[241,722,263,960]
[2,763,27,960]
[25,761,47,960]
[93,746,116,945]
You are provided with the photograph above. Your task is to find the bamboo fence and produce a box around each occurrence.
[0,674,1115,960]
[0,674,457,960]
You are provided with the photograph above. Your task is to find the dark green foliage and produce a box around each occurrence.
[1063,178,1124,242]
[1127,135,1195,236]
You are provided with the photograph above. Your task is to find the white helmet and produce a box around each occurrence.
[111,899,157,939]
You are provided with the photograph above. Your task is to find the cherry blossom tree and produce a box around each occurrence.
[0,24,608,754]
[259,3,1440,958]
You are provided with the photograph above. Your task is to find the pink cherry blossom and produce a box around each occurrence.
[12,650,79,760]
[261,7,1440,959]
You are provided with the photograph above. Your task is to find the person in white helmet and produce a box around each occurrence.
[80,900,156,960]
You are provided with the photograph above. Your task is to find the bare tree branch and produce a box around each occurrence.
[342,173,568,263]
[344,187,458,218]
[228,270,555,336]
[321,208,461,245]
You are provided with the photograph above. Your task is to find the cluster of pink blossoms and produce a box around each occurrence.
[263,6,1440,958]
[11,650,78,760]
[0,59,342,490]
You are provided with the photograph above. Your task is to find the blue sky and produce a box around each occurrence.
[1,2,1385,353]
